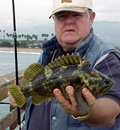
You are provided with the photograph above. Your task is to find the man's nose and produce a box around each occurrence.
[64,15,75,24]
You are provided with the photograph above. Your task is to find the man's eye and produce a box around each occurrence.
[57,14,67,18]
[72,13,83,17]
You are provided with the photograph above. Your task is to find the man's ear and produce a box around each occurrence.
[90,12,96,28]
[52,15,55,21]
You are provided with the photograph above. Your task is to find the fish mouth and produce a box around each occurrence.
[103,87,111,93]
[103,81,114,93]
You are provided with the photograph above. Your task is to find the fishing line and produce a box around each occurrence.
[89,33,115,81]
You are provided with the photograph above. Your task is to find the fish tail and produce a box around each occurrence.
[8,85,27,108]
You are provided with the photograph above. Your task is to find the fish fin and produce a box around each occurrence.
[24,63,45,82]
[74,88,90,113]
[8,85,27,108]
[46,53,90,70]
[45,97,53,103]
[32,95,53,105]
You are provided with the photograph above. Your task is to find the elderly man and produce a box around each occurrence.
[8,0,120,130]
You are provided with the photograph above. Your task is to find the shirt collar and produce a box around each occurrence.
[75,28,94,57]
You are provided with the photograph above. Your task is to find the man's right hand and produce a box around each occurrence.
[8,91,18,107]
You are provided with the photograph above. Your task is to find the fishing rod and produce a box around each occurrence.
[12,0,21,129]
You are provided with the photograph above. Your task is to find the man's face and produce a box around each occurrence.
[53,11,95,52]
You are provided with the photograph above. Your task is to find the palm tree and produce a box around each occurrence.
[45,34,49,40]
[0,30,2,39]
[41,33,49,41]
[17,35,22,40]
[32,34,38,41]
[41,34,45,38]
[24,35,27,40]
[51,33,54,37]
[9,33,13,39]
[6,33,10,39]
[21,34,24,40]
[35,35,38,41]
[32,34,35,40]
[26,35,32,41]
[3,30,5,40]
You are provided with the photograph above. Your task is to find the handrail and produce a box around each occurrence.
[0,70,25,130]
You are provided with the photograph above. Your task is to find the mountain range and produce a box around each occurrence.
[93,21,120,47]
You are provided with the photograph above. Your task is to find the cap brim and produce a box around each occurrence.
[49,7,88,18]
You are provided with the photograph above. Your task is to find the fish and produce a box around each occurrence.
[8,53,115,113]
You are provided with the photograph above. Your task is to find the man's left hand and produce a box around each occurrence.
[53,85,96,117]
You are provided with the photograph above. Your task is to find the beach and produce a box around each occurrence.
[0,47,42,53]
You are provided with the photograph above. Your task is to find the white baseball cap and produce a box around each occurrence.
[50,0,93,18]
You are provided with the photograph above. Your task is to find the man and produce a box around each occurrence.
[8,0,120,129]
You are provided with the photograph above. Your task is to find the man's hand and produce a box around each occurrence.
[8,91,18,108]
[8,80,20,108]
[53,85,120,127]
[53,85,95,117]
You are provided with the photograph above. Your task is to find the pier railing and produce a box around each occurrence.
[0,70,25,130]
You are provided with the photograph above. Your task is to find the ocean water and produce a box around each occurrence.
[0,50,41,129]
[0,50,41,76]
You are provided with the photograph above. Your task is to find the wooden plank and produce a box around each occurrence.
[0,87,8,101]
[10,120,17,130]
[0,108,17,130]
[10,106,17,130]
[0,69,24,89]
[0,108,24,130]
[0,69,25,101]
[0,123,2,130]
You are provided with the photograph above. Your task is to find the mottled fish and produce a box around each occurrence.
[8,53,114,113]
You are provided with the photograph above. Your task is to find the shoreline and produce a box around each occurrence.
[0,47,42,53]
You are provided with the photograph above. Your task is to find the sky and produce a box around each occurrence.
[0,0,120,37]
